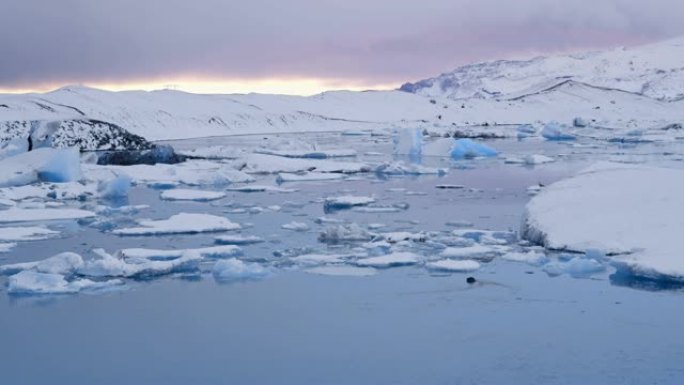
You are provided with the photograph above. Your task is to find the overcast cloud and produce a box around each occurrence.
[2,0,684,89]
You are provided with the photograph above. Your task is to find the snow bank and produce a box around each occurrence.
[523,163,684,281]
[112,213,240,236]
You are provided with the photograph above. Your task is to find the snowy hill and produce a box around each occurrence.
[1,37,684,144]
[400,37,684,102]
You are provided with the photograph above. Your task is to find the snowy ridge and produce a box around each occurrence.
[400,36,684,101]
[1,37,684,143]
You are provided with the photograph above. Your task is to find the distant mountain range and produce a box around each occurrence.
[1,37,683,146]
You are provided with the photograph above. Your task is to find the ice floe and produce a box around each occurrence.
[160,189,226,201]
[355,252,420,268]
[0,207,96,223]
[318,223,374,244]
[281,221,310,232]
[0,226,59,241]
[324,195,375,210]
[276,172,346,183]
[374,162,447,176]
[112,213,240,236]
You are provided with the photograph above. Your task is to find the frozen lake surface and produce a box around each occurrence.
[2,132,684,384]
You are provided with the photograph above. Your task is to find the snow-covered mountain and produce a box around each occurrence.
[400,36,684,102]
[1,37,683,145]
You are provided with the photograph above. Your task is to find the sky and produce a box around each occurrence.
[2,0,684,95]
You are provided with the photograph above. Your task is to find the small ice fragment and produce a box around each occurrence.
[281,221,310,232]
[215,235,265,245]
[212,258,269,282]
[541,122,576,141]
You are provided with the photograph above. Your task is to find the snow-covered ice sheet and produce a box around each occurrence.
[112,213,240,236]
[524,163,684,281]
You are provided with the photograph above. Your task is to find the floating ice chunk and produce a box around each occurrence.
[440,245,507,260]
[501,251,548,265]
[290,253,352,266]
[393,128,423,162]
[276,172,346,183]
[79,249,202,278]
[160,189,226,201]
[517,124,537,139]
[356,252,420,268]
[450,139,498,160]
[0,226,59,242]
[523,163,684,281]
[374,162,447,176]
[98,175,132,199]
[281,221,310,232]
[0,148,82,187]
[524,155,554,165]
[352,205,407,213]
[324,195,375,210]
[380,232,428,243]
[305,266,377,277]
[426,259,480,272]
[33,252,84,275]
[527,184,543,196]
[215,235,264,245]
[119,245,243,261]
[212,258,269,282]
[541,122,576,141]
[112,213,240,236]
[318,223,373,244]
[7,271,120,295]
[226,185,297,193]
[543,257,606,278]
[452,229,515,245]
[0,207,96,223]
[0,243,16,253]
[256,148,357,159]
[242,154,371,174]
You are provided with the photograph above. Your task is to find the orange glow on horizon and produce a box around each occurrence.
[0,77,398,96]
